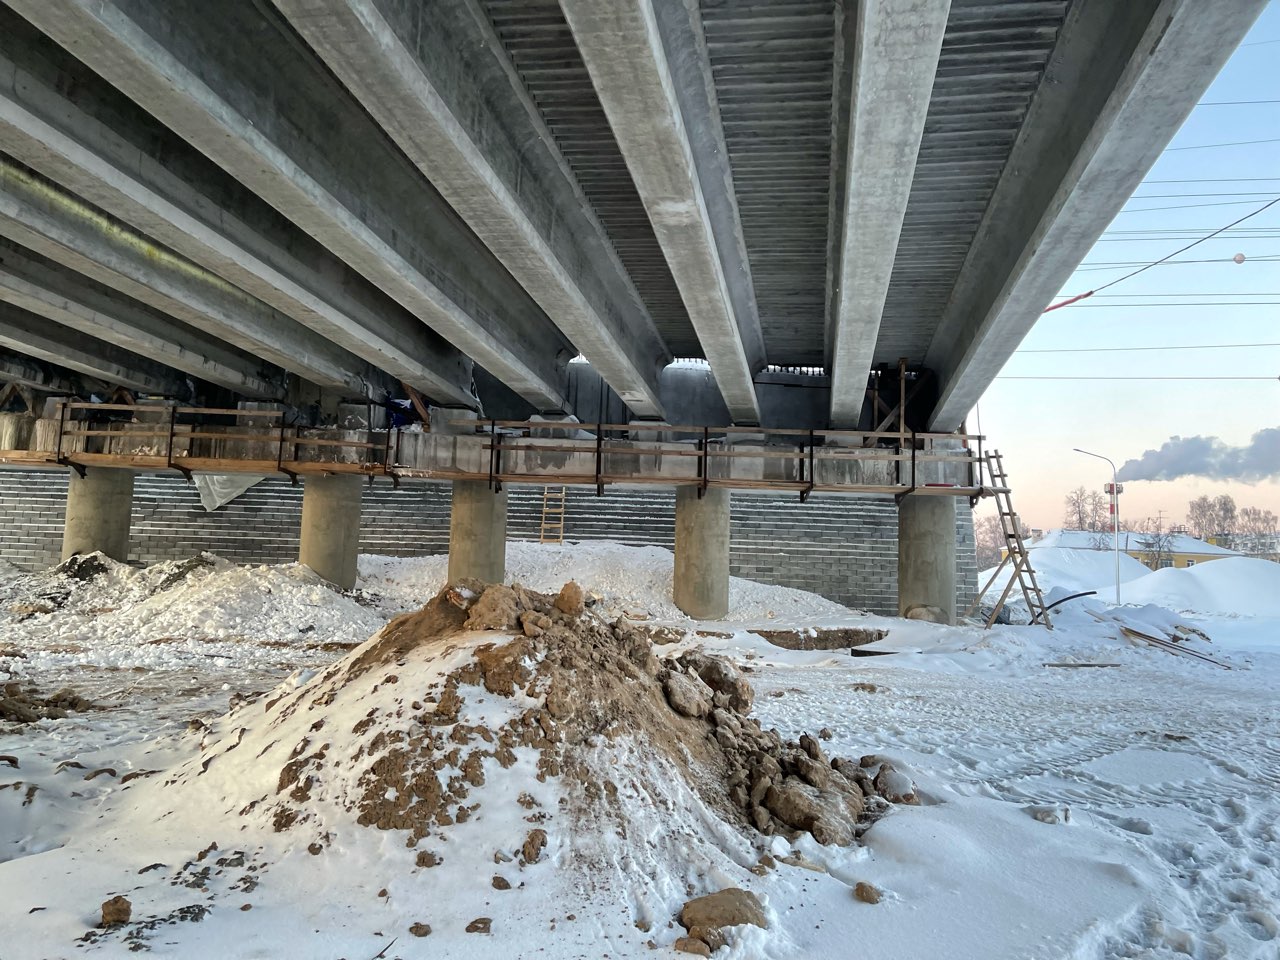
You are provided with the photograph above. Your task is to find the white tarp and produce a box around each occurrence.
[194,473,266,511]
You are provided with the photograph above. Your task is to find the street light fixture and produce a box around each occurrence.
[1074,448,1122,604]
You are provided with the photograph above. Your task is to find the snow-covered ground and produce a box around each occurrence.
[3,541,1278,959]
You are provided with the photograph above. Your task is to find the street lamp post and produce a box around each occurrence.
[1074,448,1122,604]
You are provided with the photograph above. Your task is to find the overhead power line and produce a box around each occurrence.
[1141,177,1280,184]
[1118,199,1276,213]
[1044,196,1280,312]
[1197,99,1280,105]
[997,376,1278,381]
[1091,292,1280,297]
[1165,137,1280,151]
[1076,254,1280,271]
[1017,342,1280,354]
[1069,302,1280,307]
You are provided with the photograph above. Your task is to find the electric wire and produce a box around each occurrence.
[1165,137,1280,151]
[1044,197,1280,311]
[1017,342,1280,354]
[996,376,1278,381]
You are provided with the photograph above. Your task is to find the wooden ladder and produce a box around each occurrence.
[539,485,567,544]
[964,450,1052,629]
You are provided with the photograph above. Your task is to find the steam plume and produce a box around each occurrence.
[1117,427,1280,483]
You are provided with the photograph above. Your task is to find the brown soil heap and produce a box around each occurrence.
[240,580,909,854]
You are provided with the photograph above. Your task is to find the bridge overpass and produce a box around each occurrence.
[0,0,1264,617]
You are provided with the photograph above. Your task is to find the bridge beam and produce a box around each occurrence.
[271,0,669,417]
[826,0,949,427]
[924,0,1268,431]
[0,240,281,399]
[7,0,574,411]
[0,160,379,395]
[0,303,189,396]
[561,0,765,423]
[0,36,475,407]
[0,348,96,396]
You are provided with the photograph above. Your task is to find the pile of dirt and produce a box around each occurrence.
[0,682,93,723]
[249,580,904,849]
[128,579,917,946]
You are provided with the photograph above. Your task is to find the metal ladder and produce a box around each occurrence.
[539,485,567,544]
[964,450,1052,628]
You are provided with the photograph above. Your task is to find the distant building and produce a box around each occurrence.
[1003,528,1241,570]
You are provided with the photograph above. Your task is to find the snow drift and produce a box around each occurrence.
[1118,556,1280,617]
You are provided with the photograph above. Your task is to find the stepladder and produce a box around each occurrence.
[965,450,1052,628]
[539,485,567,544]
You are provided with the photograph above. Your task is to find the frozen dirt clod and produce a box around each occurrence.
[679,888,766,933]
[100,895,131,927]
[0,683,93,723]
[854,881,882,904]
[674,936,712,957]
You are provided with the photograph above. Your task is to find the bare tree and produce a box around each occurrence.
[1213,494,1238,540]
[1186,495,1215,540]
[1133,516,1178,570]
[1085,490,1110,531]
[1237,506,1278,560]
[1063,487,1090,530]
[974,515,1005,570]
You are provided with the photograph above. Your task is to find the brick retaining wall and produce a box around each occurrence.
[0,471,976,615]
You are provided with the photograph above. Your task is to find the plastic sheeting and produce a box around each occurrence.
[194,473,267,512]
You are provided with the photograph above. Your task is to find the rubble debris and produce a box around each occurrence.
[100,896,132,927]
[749,626,887,651]
[0,683,94,723]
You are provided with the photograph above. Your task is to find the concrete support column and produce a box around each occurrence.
[62,467,134,562]
[448,480,507,584]
[674,485,730,619]
[897,495,956,623]
[299,473,363,589]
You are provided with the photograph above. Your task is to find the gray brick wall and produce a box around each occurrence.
[0,470,977,615]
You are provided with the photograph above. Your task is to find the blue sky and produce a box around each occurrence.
[975,2,1280,531]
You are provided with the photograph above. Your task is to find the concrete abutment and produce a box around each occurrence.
[61,467,133,562]
[299,473,363,589]
[897,495,957,624]
[448,479,507,584]
[674,485,730,619]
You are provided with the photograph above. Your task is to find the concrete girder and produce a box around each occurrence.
[0,161,381,396]
[271,0,669,417]
[0,348,96,395]
[560,0,765,424]
[0,303,188,395]
[826,0,950,427]
[923,0,1268,431]
[0,44,476,407]
[6,0,574,411]
[0,239,282,398]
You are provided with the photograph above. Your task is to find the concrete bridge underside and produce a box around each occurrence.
[0,0,1265,617]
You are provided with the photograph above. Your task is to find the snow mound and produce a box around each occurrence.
[1119,556,1280,617]
[979,547,1150,599]
[0,553,385,668]
[359,540,853,623]
[103,582,902,953]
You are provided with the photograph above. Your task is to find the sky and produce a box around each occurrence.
[973,2,1280,533]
